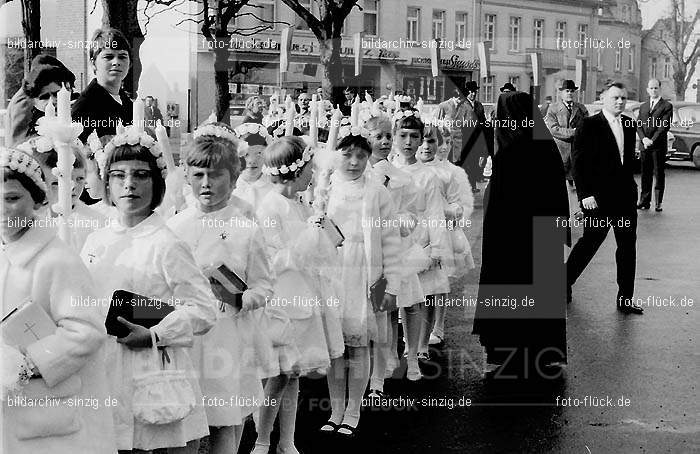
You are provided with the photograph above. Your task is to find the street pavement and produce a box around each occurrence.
[232,162,699,454]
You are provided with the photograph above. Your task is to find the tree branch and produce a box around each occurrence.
[279,0,323,35]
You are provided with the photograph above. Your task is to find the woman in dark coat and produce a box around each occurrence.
[472,91,570,379]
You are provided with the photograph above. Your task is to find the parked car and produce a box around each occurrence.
[666,102,700,168]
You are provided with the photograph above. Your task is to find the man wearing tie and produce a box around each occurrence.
[456,80,491,193]
[567,82,643,314]
[636,79,673,212]
[545,80,589,190]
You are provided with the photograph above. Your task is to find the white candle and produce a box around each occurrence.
[309,94,318,146]
[365,90,373,104]
[45,99,56,117]
[350,95,360,128]
[133,97,145,133]
[284,95,295,136]
[155,120,175,171]
[57,86,71,124]
[326,107,342,152]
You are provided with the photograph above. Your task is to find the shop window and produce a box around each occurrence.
[509,17,521,52]
[577,24,587,56]
[615,47,621,71]
[455,12,468,45]
[628,45,634,72]
[432,10,445,41]
[363,0,378,36]
[651,57,657,78]
[407,7,421,42]
[555,21,566,46]
[484,14,496,50]
[533,19,544,49]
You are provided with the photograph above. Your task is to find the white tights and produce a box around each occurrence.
[327,345,370,428]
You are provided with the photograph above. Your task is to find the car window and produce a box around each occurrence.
[676,106,699,125]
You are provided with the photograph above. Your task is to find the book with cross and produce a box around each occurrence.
[1,300,57,350]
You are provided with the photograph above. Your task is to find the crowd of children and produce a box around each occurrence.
[1,73,475,453]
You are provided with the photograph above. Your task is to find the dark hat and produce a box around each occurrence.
[23,54,76,98]
[559,79,578,91]
[464,80,479,92]
[500,82,516,92]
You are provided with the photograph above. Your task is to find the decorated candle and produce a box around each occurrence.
[285,95,295,136]
[350,95,360,128]
[133,97,145,133]
[45,99,56,118]
[326,107,342,152]
[155,120,175,171]
[309,94,319,146]
[56,86,71,124]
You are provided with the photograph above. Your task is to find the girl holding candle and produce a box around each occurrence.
[168,123,274,454]
[1,147,117,453]
[80,128,217,454]
[362,116,424,394]
[254,136,340,454]
[390,113,449,370]
[322,133,401,436]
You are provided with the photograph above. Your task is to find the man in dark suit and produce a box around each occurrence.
[144,95,164,129]
[456,80,492,193]
[567,82,643,314]
[636,79,673,211]
[545,80,589,190]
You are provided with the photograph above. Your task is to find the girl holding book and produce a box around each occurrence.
[80,129,217,453]
[1,147,117,453]
[168,122,275,454]
[322,133,402,436]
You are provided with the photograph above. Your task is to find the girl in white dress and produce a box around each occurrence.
[1,147,117,453]
[254,136,342,454]
[167,123,274,454]
[362,116,424,392]
[390,113,449,367]
[231,127,274,207]
[323,134,402,436]
[80,128,217,454]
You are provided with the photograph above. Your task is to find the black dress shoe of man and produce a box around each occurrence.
[637,203,650,210]
[655,205,663,212]
[617,297,644,314]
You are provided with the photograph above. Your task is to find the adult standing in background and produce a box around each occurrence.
[72,27,133,142]
[5,54,75,147]
[144,95,163,129]
[545,80,589,190]
[436,86,466,163]
[636,79,673,212]
[456,80,491,193]
[567,82,642,314]
[241,95,265,124]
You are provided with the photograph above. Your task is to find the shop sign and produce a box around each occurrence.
[411,54,480,71]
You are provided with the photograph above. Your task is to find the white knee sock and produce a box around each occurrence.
[255,375,288,445]
[326,356,347,425]
[278,377,299,450]
[419,296,437,353]
[343,346,370,428]
[432,297,446,338]
[402,304,422,361]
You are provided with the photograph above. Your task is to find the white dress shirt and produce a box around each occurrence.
[602,109,624,163]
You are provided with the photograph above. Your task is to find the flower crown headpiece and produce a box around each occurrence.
[261,144,314,176]
[338,125,371,140]
[193,123,249,156]
[96,126,166,179]
[393,109,418,121]
[233,123,274,153]
[16,135,83,155]
[0,147,47,193]
[395,95,411,103]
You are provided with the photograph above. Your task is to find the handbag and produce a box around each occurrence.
[132,330,196,425]
[370,276,389,312]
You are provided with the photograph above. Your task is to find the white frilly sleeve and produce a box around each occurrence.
[241,226,274,310]
[151,241,217,347]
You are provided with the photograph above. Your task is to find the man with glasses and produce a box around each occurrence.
[4,54,75,146]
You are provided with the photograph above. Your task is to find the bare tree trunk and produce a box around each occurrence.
[319,36,344,106]
[212,44,232,124]
[20,0,41,77]
[101,0,143,97]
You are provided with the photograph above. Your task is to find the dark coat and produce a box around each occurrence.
[473,92,569,369]
[72,79,133,142]
[572,111,638,211]
[636,97,673,151]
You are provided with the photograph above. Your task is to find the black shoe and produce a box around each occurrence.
[337,424,359,438]
[617,298,644,314]
[655,206,663,212]
[637,203,650,210]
